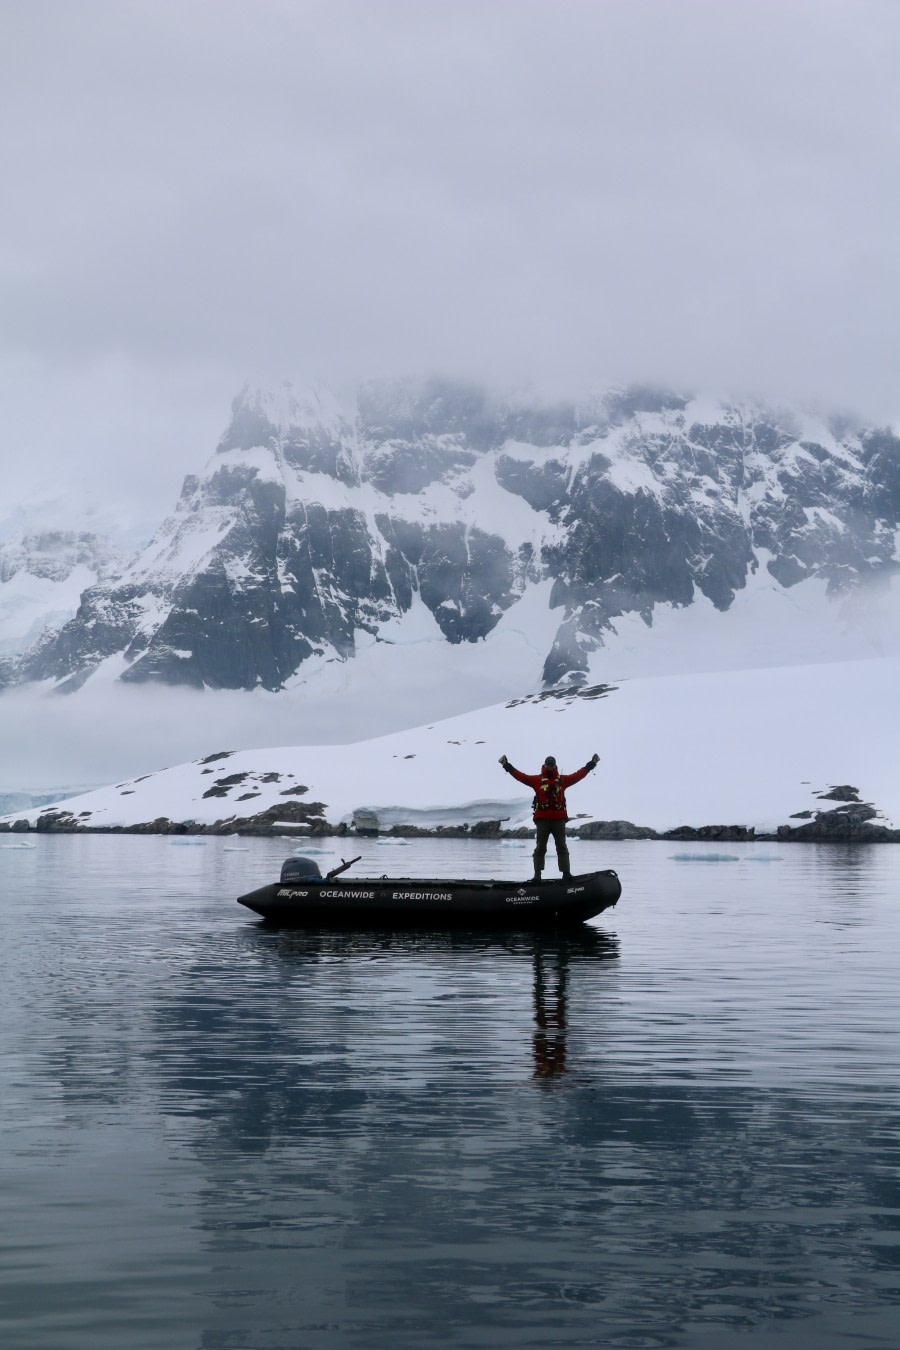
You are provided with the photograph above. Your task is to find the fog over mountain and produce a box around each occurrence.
[1,2,898,524]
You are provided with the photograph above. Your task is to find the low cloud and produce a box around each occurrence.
[1,1,898,515]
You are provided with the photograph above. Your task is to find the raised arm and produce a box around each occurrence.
[499,755,539,788]
[561,753,600,788]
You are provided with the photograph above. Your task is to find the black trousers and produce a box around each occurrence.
[533,818,570,874]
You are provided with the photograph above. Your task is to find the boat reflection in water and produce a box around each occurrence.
[242,922,619,1086]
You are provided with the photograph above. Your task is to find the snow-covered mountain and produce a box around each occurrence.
[10,380,900,695]
[0,491,141,676]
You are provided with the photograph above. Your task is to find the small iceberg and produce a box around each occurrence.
[223,846,249,852]
[670,853,740,862]
[2,841,37,849]
[170,838,207,846]
[352,808,380,835]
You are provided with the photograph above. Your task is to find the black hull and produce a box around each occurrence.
[237,870,621,928]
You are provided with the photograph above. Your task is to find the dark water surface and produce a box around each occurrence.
[1,836,898,1350]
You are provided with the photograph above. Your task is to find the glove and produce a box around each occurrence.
[498,754,509,766]
[589,753,600,768]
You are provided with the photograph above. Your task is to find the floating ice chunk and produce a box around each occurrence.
[670,853,740,862]
[170,838,207,846]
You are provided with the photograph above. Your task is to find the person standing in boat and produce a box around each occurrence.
[498,752,600,883]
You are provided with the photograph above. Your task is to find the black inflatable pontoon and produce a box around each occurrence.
[237,855,621,928]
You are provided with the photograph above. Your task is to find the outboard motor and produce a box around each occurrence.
[280,855,323,883]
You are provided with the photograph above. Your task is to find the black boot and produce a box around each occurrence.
[561,872,573,882]
[530,870,542,884]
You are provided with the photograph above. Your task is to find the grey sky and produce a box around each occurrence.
[1,0,898,522]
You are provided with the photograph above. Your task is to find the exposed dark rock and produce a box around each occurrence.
[129,817,189,835]
[495,454,569,515]
[506,682,616,708]
[660,824,756,841]
[252,799,328,824]
[198,751,235,764]
[201,771,250,799]
[575,819,658,840]
[34,811,78,832]
[779,802,898,841]
[279,785,309,796]
[816,785,861,802]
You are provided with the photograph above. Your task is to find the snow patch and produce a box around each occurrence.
[587,560,900,680]
[603,455,659,496]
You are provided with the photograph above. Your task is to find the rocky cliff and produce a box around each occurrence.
[12,379,900,692]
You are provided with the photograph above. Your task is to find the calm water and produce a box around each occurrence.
[1,835,898,1350]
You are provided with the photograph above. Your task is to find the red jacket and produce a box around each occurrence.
[503,761,593,820]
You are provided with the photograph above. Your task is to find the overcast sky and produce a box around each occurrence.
[1,0,898,525]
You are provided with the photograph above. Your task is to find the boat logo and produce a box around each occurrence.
[320,889,376,899]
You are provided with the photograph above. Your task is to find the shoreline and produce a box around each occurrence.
[2,813,898,844]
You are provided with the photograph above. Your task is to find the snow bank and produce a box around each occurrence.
[4,657,897,835]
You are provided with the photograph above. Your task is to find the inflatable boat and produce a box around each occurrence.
[237,855,622,928]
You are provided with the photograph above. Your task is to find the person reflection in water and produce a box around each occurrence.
[532,948,568,1079]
